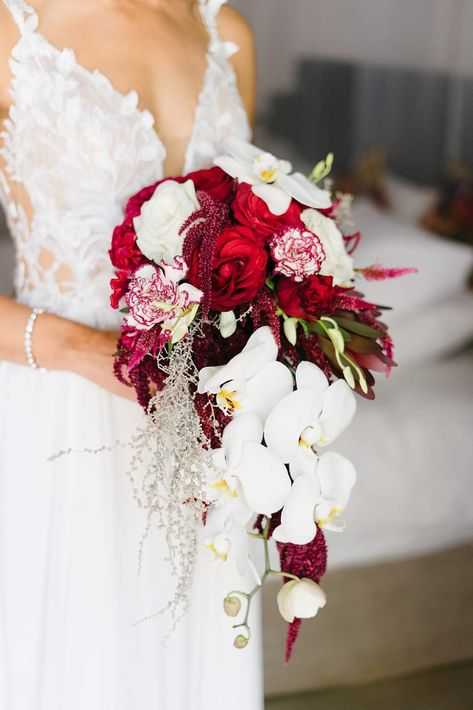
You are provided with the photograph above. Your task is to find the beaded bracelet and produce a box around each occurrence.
[24,307,48,375]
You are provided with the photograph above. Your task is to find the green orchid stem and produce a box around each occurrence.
[268,570,300,583]
[230,516,298,639]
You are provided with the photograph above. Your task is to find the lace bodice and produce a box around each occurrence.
[0,0,251,327]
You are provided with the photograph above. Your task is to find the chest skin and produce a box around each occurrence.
[0,0,213,176]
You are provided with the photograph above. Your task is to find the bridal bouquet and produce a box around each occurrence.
[109,140,414,661]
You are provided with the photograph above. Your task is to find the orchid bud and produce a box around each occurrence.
[277,578,327,624]
[358,371,369,394]
[223,596,241,618]
[234,634,249,650]
[328,327,345,353]
[343,366,356,389]
[219,311,237,339]
[283,317,299,346]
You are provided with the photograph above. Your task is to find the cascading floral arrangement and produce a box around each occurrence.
[109,139,415,661]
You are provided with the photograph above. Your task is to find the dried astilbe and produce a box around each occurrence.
[127,322,219,627]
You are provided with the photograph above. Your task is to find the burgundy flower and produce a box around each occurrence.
[109,225,147,272]
[233,182,302,239]
[276,275,337,321]
[110,269,130,309]
[188,224,268,312]
[187,166,234,203]
[277,529,328,663]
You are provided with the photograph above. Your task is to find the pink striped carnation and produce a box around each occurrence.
[125,258,202,332]
[270,227,325,282]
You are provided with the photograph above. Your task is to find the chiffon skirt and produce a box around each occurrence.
[0,360,263,710]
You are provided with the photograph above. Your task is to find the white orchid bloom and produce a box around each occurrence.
[214,139,332,216]
[206,413,291,517]
[198,326,294,423]
[277,578,327,623]
[264,361,356,465]
[203,498,253,578]
[273,451,357,544]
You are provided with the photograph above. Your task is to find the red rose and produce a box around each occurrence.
[109,225,147,272]
[189,225,268,311]
[110,269,130,309]
[233,182,302,239]
[277,275,337,321]
[187,166,234,203]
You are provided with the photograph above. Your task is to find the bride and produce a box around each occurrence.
[0,1,263,708]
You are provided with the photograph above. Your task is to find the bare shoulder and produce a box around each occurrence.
[217,5,257,124]
[218,4,255,52]
[0,3,18,42]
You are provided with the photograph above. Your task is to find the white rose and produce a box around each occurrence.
[134,179,200,264]
[301,208,355,286]
[277,577,327,623]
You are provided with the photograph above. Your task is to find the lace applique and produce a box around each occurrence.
[2,0,38,34]
[0,0,250,326]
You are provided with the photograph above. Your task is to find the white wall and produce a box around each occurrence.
[233,0,473,107]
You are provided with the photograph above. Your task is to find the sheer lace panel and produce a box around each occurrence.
[0,0,250,326]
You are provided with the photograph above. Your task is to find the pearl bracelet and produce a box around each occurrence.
[24,307,48,375]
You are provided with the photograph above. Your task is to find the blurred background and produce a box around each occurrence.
[231,1,473,708]
[1,1,472,707]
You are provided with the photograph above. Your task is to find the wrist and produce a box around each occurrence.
[32,313,94,373]
[62,321,99,375]
[64,323,119,381]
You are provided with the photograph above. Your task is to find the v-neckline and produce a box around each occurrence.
[23,22,215,178]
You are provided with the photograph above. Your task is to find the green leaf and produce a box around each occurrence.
[309,321,328,336]
[300,320,310,336]
[334,316,382,339]
[345,335,381,354]
[119,306,130,314]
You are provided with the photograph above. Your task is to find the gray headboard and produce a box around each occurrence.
[266,59,473,185]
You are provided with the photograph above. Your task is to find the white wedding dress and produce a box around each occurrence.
[0,1,263,708]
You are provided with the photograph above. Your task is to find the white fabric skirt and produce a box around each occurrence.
[0,360,263,710]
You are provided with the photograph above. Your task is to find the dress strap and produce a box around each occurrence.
[198,0,239,57]
[1,0,38,35]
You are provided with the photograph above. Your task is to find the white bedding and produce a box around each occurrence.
[330,350,473,568]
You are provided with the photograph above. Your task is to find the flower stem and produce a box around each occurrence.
[229,515,298,642]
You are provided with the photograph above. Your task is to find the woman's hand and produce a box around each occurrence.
[0,296,136,401]
[65,326,137,401]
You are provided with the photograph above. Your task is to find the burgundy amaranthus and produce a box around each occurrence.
[181,192,229,318]
[278,530,328,663]
[251,286,282,346]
